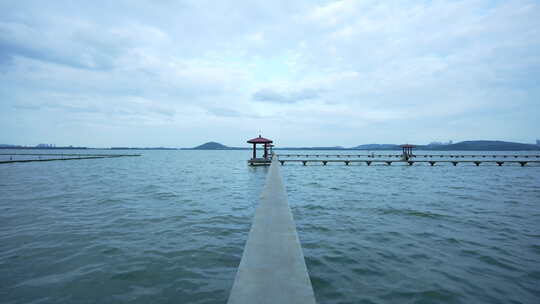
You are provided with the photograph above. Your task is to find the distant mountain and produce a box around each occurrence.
[192,142,229,149]
[352,144,401,150]
[427,140,540,151]
[276,146,345,150]
[350,141,540,151]
[0,144,22,148]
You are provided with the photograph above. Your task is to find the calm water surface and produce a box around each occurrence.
[1,150,539,303]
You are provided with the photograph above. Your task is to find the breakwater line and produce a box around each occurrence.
[228,156,316,304]
[0,153,140,164]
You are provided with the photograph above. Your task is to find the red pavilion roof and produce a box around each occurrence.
[401,144,416,148]
[247,135,273,144]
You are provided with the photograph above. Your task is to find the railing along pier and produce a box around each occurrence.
[276,159,539,167]
[277,153,540,159]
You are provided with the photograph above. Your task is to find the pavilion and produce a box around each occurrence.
[401,144,416,160]
[247,135,273,166]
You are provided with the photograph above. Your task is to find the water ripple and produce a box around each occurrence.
[1,150,540,303]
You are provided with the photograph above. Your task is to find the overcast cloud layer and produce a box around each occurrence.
[1,0,539,147]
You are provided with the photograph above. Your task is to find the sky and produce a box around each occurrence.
[1,0,539,148]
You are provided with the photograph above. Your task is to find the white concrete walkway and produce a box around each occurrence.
[228,157,316,304]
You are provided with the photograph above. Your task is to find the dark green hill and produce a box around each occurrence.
[431,140,540,151]
[351,140,540,151]
[192,142,229,149]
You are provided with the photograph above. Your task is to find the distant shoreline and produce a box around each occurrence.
[2,140,539,151]
[3,147,540,152]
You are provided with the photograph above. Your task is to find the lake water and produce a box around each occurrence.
[1,150,539,303]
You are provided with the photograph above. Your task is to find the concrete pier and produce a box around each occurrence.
[275,159,540,167]
[228,157,316,304]
[277,153,540,159]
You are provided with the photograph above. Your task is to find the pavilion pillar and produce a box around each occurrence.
[246,135,273,163]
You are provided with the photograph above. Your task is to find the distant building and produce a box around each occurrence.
[536,139,540,146]
[447,140,453,145]
[36,144,54,148]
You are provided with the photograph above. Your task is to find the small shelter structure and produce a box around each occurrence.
[401,144,415,160]
[247,135,273,166]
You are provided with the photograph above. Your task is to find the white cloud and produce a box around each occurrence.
[1,0,539,146]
